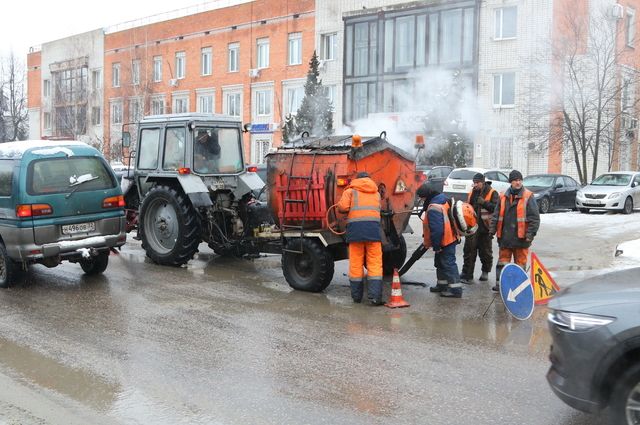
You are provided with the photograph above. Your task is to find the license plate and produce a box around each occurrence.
[453,184,466,190]
[62,222,96,235]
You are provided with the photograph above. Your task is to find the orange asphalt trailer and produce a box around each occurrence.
[266,134,423,292]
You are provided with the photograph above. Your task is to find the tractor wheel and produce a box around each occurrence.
[383,235,407,276]
[80,251,109,275]
[282,238,334,292]
[140,185,201,266]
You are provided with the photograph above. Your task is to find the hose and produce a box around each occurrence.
[326,204,346,236]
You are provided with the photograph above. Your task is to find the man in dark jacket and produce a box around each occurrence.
[489,170,540,291]
[461,173,500,284]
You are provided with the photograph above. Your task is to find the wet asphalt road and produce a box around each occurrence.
[0,211,635,424]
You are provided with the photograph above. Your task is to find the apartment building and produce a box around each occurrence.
[103,0,314,163]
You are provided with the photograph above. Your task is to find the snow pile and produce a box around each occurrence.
[540,211,640,239]
[616,239,640,261]
[76,248,91,259]
[31,147,75,156]
[69,173,97,185]
[0,140,85,159]
[57,236,107,249]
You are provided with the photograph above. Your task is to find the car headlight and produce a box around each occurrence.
[577,190,583,197]
[608,192,620,198]
[548,310,615,332]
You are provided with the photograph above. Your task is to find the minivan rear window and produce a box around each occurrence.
[28,157,116,195]
[449,170,478,180]
[0,160,13,196]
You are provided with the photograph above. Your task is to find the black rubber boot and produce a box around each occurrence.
[350,281,364,303]
[440,284,463,298]
[479,272,489,281]
[430,280,448,293]
[367,280,384,305]
[492,282,500,292]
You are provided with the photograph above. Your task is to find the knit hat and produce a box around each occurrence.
[472,173,485,183]
[417,184,439,200]
[508,170,524,182]
[356,171,370,178]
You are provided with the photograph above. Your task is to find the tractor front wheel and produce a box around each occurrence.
[282,238,334,292]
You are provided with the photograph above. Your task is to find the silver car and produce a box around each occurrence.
[575,172,640,214]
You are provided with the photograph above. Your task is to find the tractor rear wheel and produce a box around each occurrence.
[282,238,334,292]
[140,185,201,266]
[383,235,407,276]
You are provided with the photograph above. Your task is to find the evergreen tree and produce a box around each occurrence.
[282,113,296,144]
[294,51,333,137]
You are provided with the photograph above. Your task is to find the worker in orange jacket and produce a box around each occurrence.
[337,172,384,305]
[489,170,540,291]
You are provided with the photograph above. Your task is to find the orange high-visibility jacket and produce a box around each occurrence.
[496,189,534,239]
[468,187,497,227]
[337,178,381,224]
[422,202,458,249]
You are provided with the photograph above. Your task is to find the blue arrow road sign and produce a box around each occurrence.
[500,263,534,320]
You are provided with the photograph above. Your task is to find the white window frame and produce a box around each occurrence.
[91,70,101,90]
[251,136,272,164]
[321,33,337,61]
[197,89,215,113]
[223,89,242,117]
[257,38,270,69]
[132,60,140,86]
[111,101,123,124]
[255,89,272,116]
[43,112,51,129]
[151,96,165,115]
[283,82,304,116]
[323,84,337,106]
[173,94,189,113]
[201,47,212,76]
[288,32,302,66]
[43,79,51,98]
[129,98,142,122]
[153,56,162,82]
[175,51,186,79]
[494,6,517,40]
[493,73,516,108]
[228,43,239,72]
[627,8,636,47]
[91,106,101,126]
[112,63,121,88]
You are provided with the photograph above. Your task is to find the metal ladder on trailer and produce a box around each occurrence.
[281,151,318,254]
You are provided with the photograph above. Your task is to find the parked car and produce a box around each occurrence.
[523,174,580,213]
[547,267,640,424]
[575,171,640,214]
[0,140,126,287]
[110,162,132,184]
[443,167,510,200]
[246,163,267,201]
[419,165,453,193]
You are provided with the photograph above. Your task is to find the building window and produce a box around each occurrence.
[322,85,337,106]
[256,89,272,116]
[228,43,239,72]
[43,112,51,129]
[201,47,212,76]
[285,86,304,115]
[112,63,120,87]
[252,137,272,164]
[627,8,636,47]
[224,91,241,117]
[130,98,142,122]
[151,97,165,115]
[493,73,516,107]
[91,107,101,126]
[173,96,188,113]
[197,93,214,113]
[288,33,302,66]
[132,60,140,86]
[175,51,186,79]
[622,79,634,112]
[494,6,517,40]
[153,56,162,82]
[321,33,337,61]
[91,70,101,90]
[43,79,51,98]
[257,38,269,69]
[111,102,123,124]
[490,137,513,168]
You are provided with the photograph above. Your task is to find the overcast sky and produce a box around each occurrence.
[0,0,206,59]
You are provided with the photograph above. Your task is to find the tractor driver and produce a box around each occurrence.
[194,129,221,173]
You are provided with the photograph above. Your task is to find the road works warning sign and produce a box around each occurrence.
[530,252,560,305]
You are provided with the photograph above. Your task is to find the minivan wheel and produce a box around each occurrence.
[623,197,634,215]
[609,362,640,425]
[0,243,16,288]
[80,251,109,275]
[539,197,550,214]
[140,185,201,266]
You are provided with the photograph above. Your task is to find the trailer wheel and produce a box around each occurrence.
[140,185,201,266]
[282,238,334,292]
[383,235,407,276]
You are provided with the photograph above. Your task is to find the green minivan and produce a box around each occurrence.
[0,140,126,287]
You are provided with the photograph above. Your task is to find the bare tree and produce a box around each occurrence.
[522,8,639,184]
[0,52,28,141]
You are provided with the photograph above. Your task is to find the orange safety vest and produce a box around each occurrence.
[347,189,381,223]
[468,188,497,228]
[496,189,533,239]
[422,202,459,248]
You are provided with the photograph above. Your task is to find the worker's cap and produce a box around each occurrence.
[416,184,439,199]
[472,173,485,183]
[508,170,524,182]
[356,171,370,178]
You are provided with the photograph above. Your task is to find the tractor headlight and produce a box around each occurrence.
[548,310,615,332]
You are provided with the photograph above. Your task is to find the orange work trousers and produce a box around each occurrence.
[496,247,529,281]
[348,241,383,283]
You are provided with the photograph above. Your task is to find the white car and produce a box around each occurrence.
[443,167,510,200]
[576,171,640,214]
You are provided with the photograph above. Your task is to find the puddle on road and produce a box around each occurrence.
[0,336,120,411]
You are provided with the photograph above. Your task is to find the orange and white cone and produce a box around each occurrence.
[385,269,410,308]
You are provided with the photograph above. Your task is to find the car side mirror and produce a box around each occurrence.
[122,132,131,148]
[554,183,562,189]
[633,182,638,188]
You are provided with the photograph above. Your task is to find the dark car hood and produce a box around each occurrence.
[549,268,640,311]
[527,186,551,194]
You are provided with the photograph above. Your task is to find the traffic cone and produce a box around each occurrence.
[385,269,410,308]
